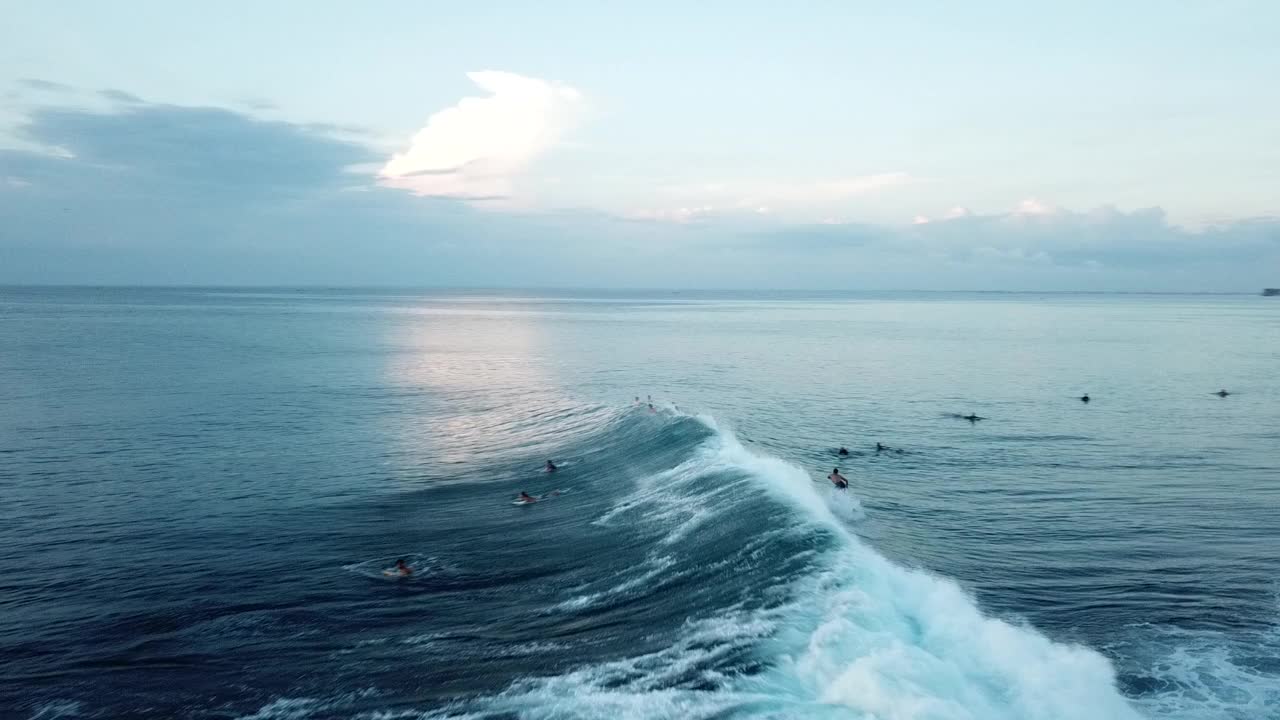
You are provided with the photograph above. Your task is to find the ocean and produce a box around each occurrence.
[1,287,1277,719]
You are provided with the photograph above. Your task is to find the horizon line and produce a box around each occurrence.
[0,284,1264,296]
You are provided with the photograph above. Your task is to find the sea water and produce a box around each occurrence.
[1,288,1276,719]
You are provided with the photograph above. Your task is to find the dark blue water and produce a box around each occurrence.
[2,288,1277,719]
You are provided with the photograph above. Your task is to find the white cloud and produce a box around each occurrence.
[1012,198,1057,216]
[642,173,913,222]
[627,205,718,223]
[912,206,970,224]
[379,71,585,201]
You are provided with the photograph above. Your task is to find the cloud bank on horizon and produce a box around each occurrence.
[1,68,1277,290]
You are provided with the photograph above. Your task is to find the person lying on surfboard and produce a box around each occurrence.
[828,468,849,489]
[518,491,538,503]
[545,460,558,472]
[393,558,412,576]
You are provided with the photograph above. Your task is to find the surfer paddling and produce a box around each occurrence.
[545,460,558,472]
[517,491,537,504]
[392,558,412,576]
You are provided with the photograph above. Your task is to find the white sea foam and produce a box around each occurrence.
[707,418,1143,718]
[1119,623,1280,719]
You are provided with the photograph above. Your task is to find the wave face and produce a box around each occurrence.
[399,410,1145,720]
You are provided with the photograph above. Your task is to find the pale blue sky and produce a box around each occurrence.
[2,2,1277,288]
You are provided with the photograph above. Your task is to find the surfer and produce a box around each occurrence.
[876,442,886,452]
[963,413,983,423]
[1080,393,1090,403]
[1215,389,1230,397]
[518,491,537,504]
[545,460,558,472]
[828,467,849,489]
[393,558,412,576]
[837,447,849,456]
[648,403,656,413]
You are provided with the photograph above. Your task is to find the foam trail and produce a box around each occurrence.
[1119,623,1280,719]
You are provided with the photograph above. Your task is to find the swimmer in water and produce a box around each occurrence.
[828,467,849,489]
[837,447,849,456]
[545,460,558,472]
[1081,393,1090,403]
[394,558,412,576]
[648,403,656,413]
[518,491,537,503]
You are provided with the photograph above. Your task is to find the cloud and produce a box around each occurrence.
[645,173,913,221]
[379,71,585,201]
[645,172,916,220]
[19,78,74,93]
[12,102,376,194]
[1,94,1276,291]
[911,207,972,225]
[765,201,1280,277]
[0,95,679,287]
[1012,197,1056,216]
[99,89,143,104]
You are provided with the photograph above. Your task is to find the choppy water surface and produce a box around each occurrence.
[1,288,1277,719]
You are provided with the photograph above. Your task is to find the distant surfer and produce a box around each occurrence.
[518,491,537,504]
[393,558,412,576]
[648,403,656,413]
[875,442,886,452]
[828,467,849,489]
[1215,389,1230,397]
[837,447,849,456]
[1080,393,1090,403]
[963,413,983,422]
[545,460,558,472]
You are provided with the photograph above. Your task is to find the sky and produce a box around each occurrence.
[1,1,1277,290]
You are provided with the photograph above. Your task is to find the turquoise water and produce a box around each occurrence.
[1,288,1277,719]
